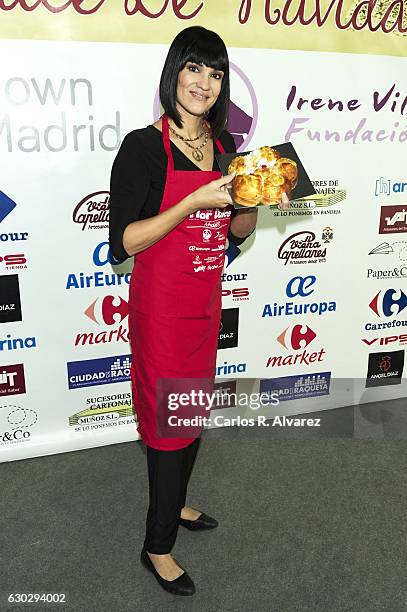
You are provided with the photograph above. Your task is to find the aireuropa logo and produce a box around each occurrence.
[0,191,17,223]
[73,191,109,231]
[379,205,407,234]
[260,372,331,402]
[262,275,336,318]
[375,178,407,197]
[66,241,130,290]
[67,354,131,390]
[75,295,129,347]
[153,62,258,152]
[0,404,37,445]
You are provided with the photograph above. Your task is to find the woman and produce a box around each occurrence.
[109,26,287,596]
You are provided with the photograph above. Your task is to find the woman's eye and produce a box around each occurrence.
[212,73,223,80]
[188,64,199,72]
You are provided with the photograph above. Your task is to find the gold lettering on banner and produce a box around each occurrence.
[0,0,405,38]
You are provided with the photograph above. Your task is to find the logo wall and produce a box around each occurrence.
[0,274,22,323]
[75,295,129,346]
[365,350,405,387]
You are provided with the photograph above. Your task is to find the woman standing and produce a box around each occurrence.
[109,26,285,596]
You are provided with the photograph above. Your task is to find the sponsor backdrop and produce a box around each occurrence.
[1,2,406,461]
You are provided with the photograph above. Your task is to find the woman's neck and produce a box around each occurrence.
[171,106,206,139]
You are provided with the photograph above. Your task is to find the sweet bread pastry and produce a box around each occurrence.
[228,146,298,206]
[232,174,262,207]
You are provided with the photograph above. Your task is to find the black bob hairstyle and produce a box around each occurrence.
[159,26,230,138]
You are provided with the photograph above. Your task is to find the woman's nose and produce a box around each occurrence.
[196,73,210,90]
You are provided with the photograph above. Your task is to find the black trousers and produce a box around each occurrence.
[144,437,201,554]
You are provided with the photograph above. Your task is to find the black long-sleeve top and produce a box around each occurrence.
[109,125,251,262]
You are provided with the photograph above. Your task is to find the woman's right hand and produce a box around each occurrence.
[186,174,235,212]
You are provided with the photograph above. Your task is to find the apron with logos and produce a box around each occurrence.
[128,114,231,450]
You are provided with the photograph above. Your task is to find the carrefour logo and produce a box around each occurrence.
[85,295,128,326]
[369,289,407,318]
[0,191,17,223]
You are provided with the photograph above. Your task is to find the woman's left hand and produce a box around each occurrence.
[277,192,290,211]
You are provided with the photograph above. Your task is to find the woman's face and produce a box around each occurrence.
[176,61,224,118]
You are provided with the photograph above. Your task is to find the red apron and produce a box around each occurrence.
[128,114,232,450]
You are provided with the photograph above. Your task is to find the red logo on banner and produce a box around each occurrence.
[0,364,26,396]
[84,295,128,326]
[379,205,407,234]
[277,325,317,350]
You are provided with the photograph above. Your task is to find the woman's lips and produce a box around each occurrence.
[190,91,209,101]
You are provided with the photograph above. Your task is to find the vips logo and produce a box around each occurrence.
[0,274,22,323]
[277,230,331,265]
[375,178,407,196]
[218,308,239,349]
[154,62,258,152]
[365,288,407,331]
[67,354,131,390]
[66,241,131,290]
[262,275,336,318]
[69,392,134,429]
[379,205,407,234]
[0,364,26,396]
[0,253,27,270]
[0,190,17,222]
[75,295,129,346]
[212,380,237,409]
[260,372,331,402]
[365,350,405,387]
[362,334,407,348]
[0,404,37,445]
[266,324,326,368]
[221,272,249,302]
[73,191,109,231]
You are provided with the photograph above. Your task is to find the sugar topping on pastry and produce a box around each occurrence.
[228,147,297,207]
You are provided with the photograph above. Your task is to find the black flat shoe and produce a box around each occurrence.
[140,547,195,596]
[179,511,218,531]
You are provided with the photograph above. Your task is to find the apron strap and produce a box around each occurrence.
[214,137,225,154]
[162,114,175,174]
